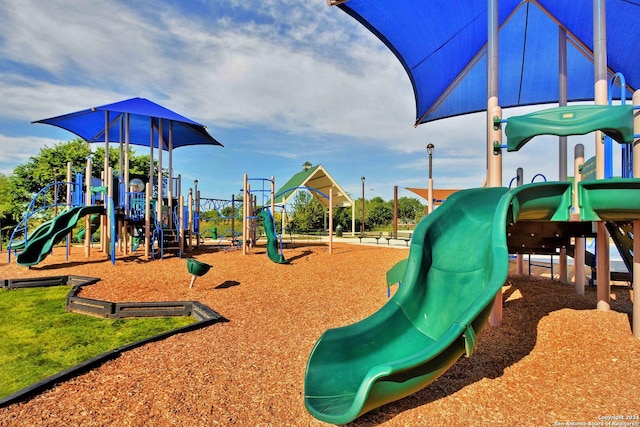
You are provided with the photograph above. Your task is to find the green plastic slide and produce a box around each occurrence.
[304,182,572,424]
[76,213,101,242]
[17,206,105,267]
[578,178,640,222]
[8,218,56,251]
[258,208,288,264]
[505,105,634,152]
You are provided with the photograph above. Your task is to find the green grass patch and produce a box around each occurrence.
[0,286,196,399]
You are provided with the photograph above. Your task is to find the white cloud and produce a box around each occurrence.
[0,75,126,122]
[0,134,57,174]
[0,0,418,146]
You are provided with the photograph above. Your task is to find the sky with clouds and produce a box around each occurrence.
[0,0,600,204]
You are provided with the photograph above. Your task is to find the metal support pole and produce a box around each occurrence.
[574,144,586,295]
[633,90,640,337]
[361,176,365,233]
[594,0,610,311]
[66,162,72,259]
[393,186,398,238]
[516,168,524,275]
[427,143,434,214]
[488,0,502,327]
[157,119,164,236]
[145,182,151,259]
[243,174,248,255]
[329,188,333,254]
[194,179,199,249]
[558,27,569,284]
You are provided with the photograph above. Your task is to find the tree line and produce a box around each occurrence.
[285,190,425,232]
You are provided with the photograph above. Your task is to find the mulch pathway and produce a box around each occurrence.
[0,242,638,426]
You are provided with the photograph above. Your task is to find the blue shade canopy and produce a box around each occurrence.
[333,0,640,125]
[33,97,223,149]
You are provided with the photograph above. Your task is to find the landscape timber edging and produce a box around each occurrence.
[0,275,227,407]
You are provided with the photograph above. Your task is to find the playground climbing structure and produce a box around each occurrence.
[305,103,640,424]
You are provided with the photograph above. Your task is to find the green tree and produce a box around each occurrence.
[0,173,14,245]
[367,196,393,228]
[9,139,92,218]
[289,190,324,231]
[397,197,425,226]
[0,174,12,220]
[7,139,156,220]
[91,146,156,178]
[333,206,351,231]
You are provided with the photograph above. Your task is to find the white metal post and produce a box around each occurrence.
[594,0,611,311]
[488,0,502,327]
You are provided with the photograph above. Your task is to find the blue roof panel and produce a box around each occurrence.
[334,0,640,124]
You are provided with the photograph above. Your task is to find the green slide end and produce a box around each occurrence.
[17,206,105,267]
[258,208,288,264]
[304,182,573,424]
[578,178,640,222]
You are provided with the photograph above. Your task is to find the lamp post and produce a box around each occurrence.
[427,143,435,214]
[194,178,199,226]
[361,176,365,233]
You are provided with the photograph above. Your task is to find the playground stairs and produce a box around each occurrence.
[606,221,634,277]
[162,228,181,252]
[159,228,197,255]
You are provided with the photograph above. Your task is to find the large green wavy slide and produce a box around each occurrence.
[17,205,105,267]
[258,208,288,264]
[304,182,573,424]
[8,218,56,251]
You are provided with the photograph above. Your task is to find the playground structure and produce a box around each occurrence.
[195,195,242,249]
[241,167,352,262]
[8,157,202,266]
[304,96,640,423]
[273,163,355,236]
[8,98,223,266]
[242,175,299,263]
[9,161,351,267]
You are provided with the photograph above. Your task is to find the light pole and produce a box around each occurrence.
[361,176,365,233]
[427,143,435,214]
[194,178,199,229]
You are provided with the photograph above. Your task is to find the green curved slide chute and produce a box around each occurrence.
[16,205,105,267]
[304,182,572,424]
[8,218,56,252]
[258,208,289,264]
[76,213,101,242]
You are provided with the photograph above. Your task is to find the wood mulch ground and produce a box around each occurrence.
[0,241,638,426]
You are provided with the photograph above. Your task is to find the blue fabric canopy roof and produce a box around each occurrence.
[33,97,223,149]
[333,0,640,125]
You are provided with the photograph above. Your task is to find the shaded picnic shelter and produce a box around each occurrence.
[275,162,355,235]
